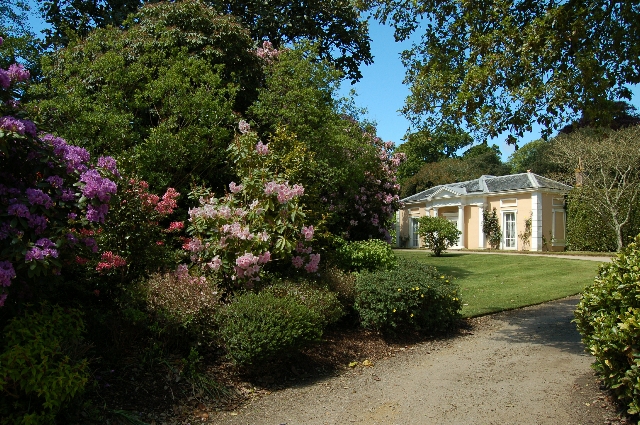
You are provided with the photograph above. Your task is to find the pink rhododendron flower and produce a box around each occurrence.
[292,256,304,268]
[301,225,314,241]
[238,120,250,134]
[229,182,243,194]
[256,141,269,155]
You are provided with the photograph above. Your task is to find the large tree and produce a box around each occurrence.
[400,143,509,197]
[549,126,640,251]
[37,0,372,81]
[395,124,473,184]
[368,0,640,144]
[0,0,43,74]
[28,1,262,194]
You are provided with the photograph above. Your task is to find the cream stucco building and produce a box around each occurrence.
[398,172,572,251]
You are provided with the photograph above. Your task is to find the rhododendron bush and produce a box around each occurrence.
[0,38,119,307]
[247,44,404,242]
[186,122,319,288]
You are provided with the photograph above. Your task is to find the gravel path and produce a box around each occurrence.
[212,296,623,425]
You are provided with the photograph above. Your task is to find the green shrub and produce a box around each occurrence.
[574,234,640,415]
[217,291,323,366]
[354,259,462,333]
[0,304,90,425]
[263,280,344,326]
[334,238,397,272]
[143,265,221,340]
[322,264,358,308]
[417,216,461,256]
[482,207,502,250]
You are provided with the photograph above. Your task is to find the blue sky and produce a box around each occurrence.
[339,19,640,161]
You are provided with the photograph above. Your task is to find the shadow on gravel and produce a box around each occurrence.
[489,297,587,356]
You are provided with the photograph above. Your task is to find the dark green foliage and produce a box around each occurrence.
[506,139,557,175]
[482,208,502,250]
[416,216,461,257]
[333,238,397,272]
[566,193,618,252]
[401,146,509,197]
[36,0,372,81]
[574,234,640,415]
[263,279,345,327]
[217,291,323,366]
[369,0,640,142]
[354,258,462,333]
[0,304,89,424]
[29,1,262,194]
[395,125,473,184]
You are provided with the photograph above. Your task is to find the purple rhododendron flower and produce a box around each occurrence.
[25,239,58,262]
[7,203,30,218]
[97,156,120,177]
[46,176,64,187]
[83,237,98,253]
[80,169,117,202]
[7,64,30,83]
[26,188,53,209]
[60,188,76,201]
[0,261,16,287]
[0,293,7,307]
[0,70,9,89]
[0,116,37,136]
[86,203,109,223]
[28,214,47,234]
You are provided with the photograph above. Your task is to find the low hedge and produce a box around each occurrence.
[217,291,323,366]
[575,234,640,415]
[354,258,462,333]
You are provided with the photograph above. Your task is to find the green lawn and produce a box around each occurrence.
[395,251,605,318]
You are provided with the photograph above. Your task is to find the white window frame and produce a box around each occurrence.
[502,210,517,250]
[410,217,420,247]
[551,208,566,246]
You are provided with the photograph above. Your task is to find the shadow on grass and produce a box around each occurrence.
[488,297,587,356]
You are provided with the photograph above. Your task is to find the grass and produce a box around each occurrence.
[395,250,605,318]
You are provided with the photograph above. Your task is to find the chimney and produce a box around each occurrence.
[575,157,583,187]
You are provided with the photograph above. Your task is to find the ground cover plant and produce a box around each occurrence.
[395,251,601,317]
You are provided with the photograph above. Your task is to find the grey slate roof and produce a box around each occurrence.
[401,172,572,204]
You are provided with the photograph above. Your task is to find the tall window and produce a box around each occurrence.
[504,212,516,248]
[411,218,419,247]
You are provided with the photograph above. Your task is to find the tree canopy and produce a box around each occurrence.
[367,0,640,144]
[28,1,262,193]
[394,124,473,183]
[36,0,372,81]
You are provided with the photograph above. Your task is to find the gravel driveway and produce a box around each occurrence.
[212,296,624,425]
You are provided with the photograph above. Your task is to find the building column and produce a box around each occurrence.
[531,192,542,251]
[433,207,439,217]
[457,205,465,248]
[478,204,485,249]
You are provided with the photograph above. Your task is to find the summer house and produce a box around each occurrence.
[397,172,572,251]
